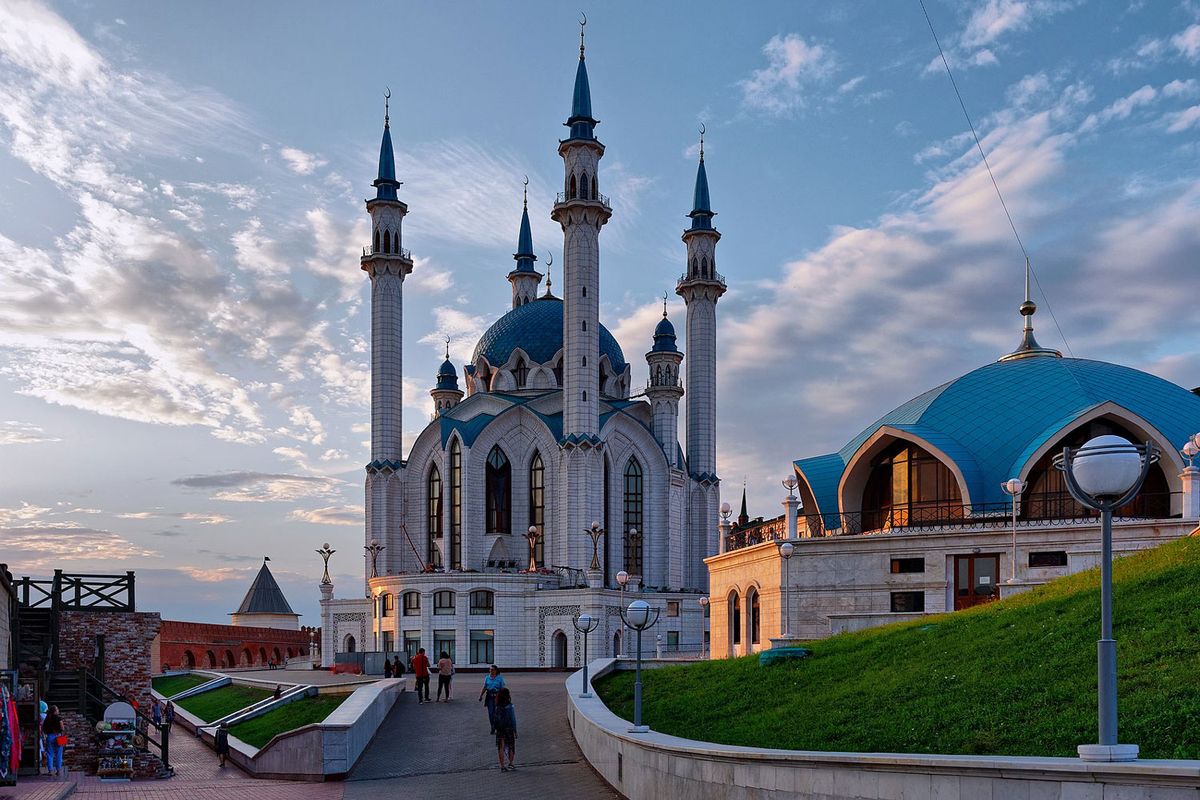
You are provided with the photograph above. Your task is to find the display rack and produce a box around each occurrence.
[97,701,136,782]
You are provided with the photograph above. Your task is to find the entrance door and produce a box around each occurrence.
[552,631,568,669]
[954,554,1000,610]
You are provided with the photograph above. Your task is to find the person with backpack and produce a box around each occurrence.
[411,647,431,704]
[493,687,517,771]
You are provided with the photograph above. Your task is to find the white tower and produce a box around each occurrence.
[645,302,684,466]
[430,340,463,416]
[362,100,413,588]
[550,23,612,572]
[508,182,542,308]
[677,133,726,589]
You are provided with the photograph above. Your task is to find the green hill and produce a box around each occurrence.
[596,535,1200,758]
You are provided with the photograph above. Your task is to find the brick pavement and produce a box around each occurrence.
[345,672,618,800]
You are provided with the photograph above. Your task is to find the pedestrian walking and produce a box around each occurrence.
[478,664,505,733]
[164,701,176,728]
[214,722,230,767]
[411,647,432,704]
[384,657,393,679]
[493,687,517,771]
[436,651,454,701]
[273,684,283,700]
[43,705,65,777]
[393,656,405,678]
[150,697,162,729]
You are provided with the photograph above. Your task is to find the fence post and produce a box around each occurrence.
[161,721,170,771]
[126,571,136,611]
[52,569,63,610]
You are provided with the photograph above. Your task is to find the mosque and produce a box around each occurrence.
[320,27,718,668]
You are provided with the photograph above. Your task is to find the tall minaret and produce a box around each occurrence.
[508,180,542,308]
[361,96,413,588]
[551,20,612,574]
[677,129,726,587]
[645,299,684,466]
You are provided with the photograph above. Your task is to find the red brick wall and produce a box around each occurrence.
[155,620,315,670]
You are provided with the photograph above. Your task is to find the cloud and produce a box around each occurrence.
[739,33,836,116]
[0,420,60,445]
[0,524,157,570]
[117,510,233,524]
[289,506,360,526]
[279,146,327,175]
[1162,79,1199,98]
[1172,24,1200,62]
[1163,105,1200,133]
[172,471,343,502]
[1078,84,1157,132]
[837,75,866,94]
[419,306,490,363]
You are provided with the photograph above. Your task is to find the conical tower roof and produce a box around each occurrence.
[233,561,297,616]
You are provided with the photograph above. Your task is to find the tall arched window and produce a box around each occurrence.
[427,465,443,569]
[513,358,528,389]
[569,174,577,199]
[581,172,589,201]
[748,588,761,645]
[729,591,741,649]
[861,441,963,531]
[529,452,545,565]
[374,230,380,253]
[623,458,644,576]
[383,230,391,254]
[486,445,512,534]
[449,439,463,569]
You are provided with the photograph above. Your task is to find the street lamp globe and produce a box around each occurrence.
[616,570,629,587]
[1192,432,1200,451]
[780,542,794,559]
[578,613,593,629]
[719,501,731,518]
[1071,435,1143,498]
[323,542,331,550]
[1003,478,1024,495]
[529,525,538,535]
[698,596,709,608]
[627,599,651,628]
[591,520,601,531]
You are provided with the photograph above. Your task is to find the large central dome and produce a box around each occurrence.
[472,296,627,373]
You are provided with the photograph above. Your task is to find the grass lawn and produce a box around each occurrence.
[176,684,273,723]
[228,693,350,749]
[596,536,1200,759]
[152,673,210,697]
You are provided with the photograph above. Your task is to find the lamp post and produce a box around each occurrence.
[618,599,661,732]
[585,521,605,571]
[1054,435,1157,762]
[1000,478,1026,589]
[525,525,542,572]
[616,570,629,655]
[364,539,384,579]
[316,542,335,585]
[698,596,709,659]
[718,501,733,553]
[779,542,794,639]
[1183,441,1198,467]
[626,527,642,581]
[571,613,600,697]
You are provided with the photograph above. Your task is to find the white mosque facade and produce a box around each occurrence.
[320,32,720,668]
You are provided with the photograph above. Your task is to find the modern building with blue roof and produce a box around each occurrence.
[321,22,723,669]
[705,288,1200,659]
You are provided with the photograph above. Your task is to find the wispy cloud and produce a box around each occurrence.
[172,471,344,502]
[289,505,360,526]
[739,33,837,116]
[0,420,60,445]
[279,146,327,175]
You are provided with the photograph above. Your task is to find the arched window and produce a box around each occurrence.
[383,230,391,254]
[374,230,380,253]
[569,174,577,199]
[486,445,512,534]
[427,465,443,568]
[748,588,761,645]
[729,592,741,649]
[343,635,356,653]
[553,360,563,386]
[449,439,463,569]
[529,452,545,565]
[861,441,963,531]
[701,256,709,278]
[582,320,587,331]
[513,358,528,389]
[623,458,644,576]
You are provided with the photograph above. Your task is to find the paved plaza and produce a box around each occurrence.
[2,672,616,800]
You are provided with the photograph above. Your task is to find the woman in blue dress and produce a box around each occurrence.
[477,665,505,734]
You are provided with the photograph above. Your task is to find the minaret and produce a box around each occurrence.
[508,180,542,308]
[677,128,726,587]
[645,298,684,466]
[551,20,612,575]
[431,339,463,416]
[737,484,749,527]
[361,95,413,587]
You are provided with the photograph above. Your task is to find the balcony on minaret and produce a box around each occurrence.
[361,243,414,277]
[554,189,611,210]
[676,266,726,291]
[363,244,412,261]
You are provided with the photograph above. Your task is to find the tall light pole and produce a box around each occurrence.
[585,521,605,571]
[316,542,336,586]
[779,542,794,639]
[698,596,709,659]
[525,525,542,572]
[615,570,629,656]
[619,599,661,732]
[571,613,600,697]
[626,527,642,580]
[364,539,384,579]
[1055,435,1156,763]
[1001,478,1026,591]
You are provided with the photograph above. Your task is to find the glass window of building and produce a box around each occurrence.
[623,458,643,575]
[433,630,456,662]
[427,465,443,568]
[470,590,494,615]
[402,592,420,616]
[433,590,456,615]
[862,442,963,531]
[470,630,495,664]
[403,631,421,662]
[529,452,545,565]
[486,445,512,534]
[449,439,463,569]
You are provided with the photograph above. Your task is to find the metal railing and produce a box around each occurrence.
[362,245,412,260]
[555,190,611,208]
[16,571,135,611]
[724,492,1180,551]
[676,269,727,286]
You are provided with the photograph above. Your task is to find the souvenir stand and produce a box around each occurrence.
[96,701,135,781]
[0,670,19,787]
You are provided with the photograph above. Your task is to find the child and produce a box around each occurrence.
[493,687,517,771]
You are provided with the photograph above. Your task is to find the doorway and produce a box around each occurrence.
[552,630,568,669]
[954,554,1000,610]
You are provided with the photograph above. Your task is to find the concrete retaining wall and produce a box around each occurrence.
[567,658,1200,800]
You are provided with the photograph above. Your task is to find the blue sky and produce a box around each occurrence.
[1,0,1198,624]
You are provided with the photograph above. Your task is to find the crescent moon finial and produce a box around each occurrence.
[522,175,529,207]
[384,87,391,125]
[579,12,587,58]
[698,123,705,162]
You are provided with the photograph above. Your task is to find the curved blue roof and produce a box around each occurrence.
[795,356,1200,517]
[435,358,459,391]
[472,296,626,373]
[651,315,678,353]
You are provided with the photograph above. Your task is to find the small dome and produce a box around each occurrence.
[435,358,459,391]
[472,297,626,373]
[651,314,678,353]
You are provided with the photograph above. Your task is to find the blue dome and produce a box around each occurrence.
[651,315,678,353]
[796,356,1200,517]
[435,358,459,391]
[472,297,626,373]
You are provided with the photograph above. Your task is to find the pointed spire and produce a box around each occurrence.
[999,257,1062,361]
[688,125,714,231]
[436,337,460,391]
[543,252,555,298]
[513,177,538,273]
[738,482,749,526]
[566,14,597,140]
[373,88,401,202]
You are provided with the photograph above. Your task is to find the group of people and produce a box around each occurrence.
[407,648,456,703]
[149,697,176,730]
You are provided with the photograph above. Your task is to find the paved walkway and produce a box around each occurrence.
[345,672,618,800]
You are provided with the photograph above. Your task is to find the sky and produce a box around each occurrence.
[1,0,1199,625]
